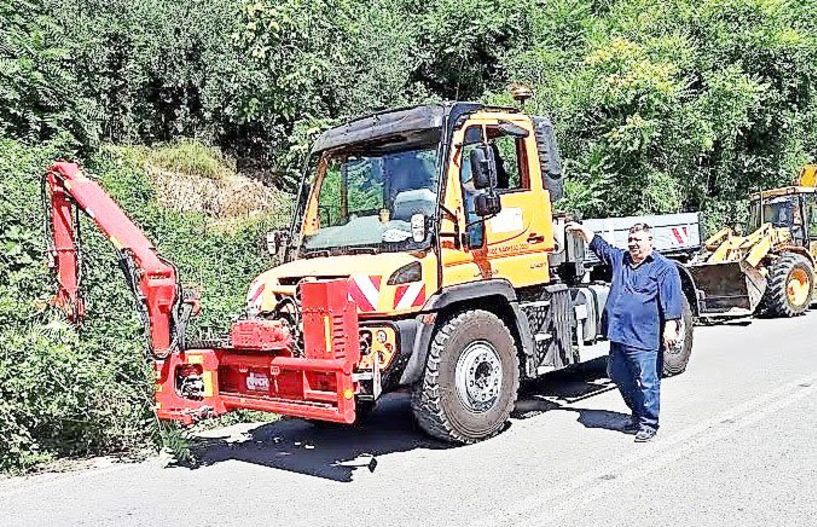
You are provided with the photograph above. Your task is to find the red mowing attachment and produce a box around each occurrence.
[44,162,361,425]
[155,279,361,424]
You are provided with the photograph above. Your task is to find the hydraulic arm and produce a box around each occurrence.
[45,162,191,358]
[43,162,362,424]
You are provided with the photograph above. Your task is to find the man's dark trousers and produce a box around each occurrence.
[609,341,661,431]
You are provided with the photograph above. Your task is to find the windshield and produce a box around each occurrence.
[758,196,799,229]
[300,145,439,254]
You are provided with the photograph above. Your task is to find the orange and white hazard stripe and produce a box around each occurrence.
[671,226,690,246]
[348,275,382,312]
[393,282,426,310]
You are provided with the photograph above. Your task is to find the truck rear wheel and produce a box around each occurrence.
[662,295,694,377]
[760,253,814,317]
[411,310,519,444]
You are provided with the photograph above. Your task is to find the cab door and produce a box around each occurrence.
[439,114,555,288]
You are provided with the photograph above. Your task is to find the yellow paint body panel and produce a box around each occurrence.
[797,165,817,187]
[701,223,792,266]
[251,252,438,316]
[752,186,817,200]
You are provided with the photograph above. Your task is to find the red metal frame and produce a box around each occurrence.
[45,163,361,425]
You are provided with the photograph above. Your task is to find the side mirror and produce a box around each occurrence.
[265,229,290,257]
[475,193,502,217]
[469,145,498,190]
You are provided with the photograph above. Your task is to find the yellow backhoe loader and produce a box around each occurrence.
[688,165,817,318]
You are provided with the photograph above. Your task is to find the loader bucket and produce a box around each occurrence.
[687,261,767,316]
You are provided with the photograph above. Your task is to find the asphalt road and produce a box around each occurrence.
[3,313,817,527]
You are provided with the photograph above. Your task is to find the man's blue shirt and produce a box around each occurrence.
[589,235,684,351]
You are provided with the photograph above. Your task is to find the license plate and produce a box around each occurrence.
[246,372,270,391]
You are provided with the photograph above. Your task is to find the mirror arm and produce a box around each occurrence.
[439,204,458,222]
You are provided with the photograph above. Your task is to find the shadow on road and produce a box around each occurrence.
[173,357,629,481]
[514,356,631,433]
[173,392,455,482]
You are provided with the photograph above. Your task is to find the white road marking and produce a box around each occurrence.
[471,370,817,527]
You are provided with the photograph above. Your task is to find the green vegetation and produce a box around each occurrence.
[1,0,816,472]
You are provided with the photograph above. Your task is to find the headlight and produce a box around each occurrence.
[387,261,422,285]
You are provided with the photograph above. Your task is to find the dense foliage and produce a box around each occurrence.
[3,0,814,220]
[1,0,816,471]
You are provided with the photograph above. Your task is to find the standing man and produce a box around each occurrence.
[566,222,684,442]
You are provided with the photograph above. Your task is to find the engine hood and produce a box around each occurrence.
[246,252,435,316]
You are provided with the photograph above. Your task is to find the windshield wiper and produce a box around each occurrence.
[303,249,331,259]
[347,247,379,255]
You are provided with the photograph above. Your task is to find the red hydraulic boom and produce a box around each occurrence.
[47,162,185,357]
[44,162,361,424]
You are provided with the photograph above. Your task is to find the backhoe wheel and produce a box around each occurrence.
[761,253,814,318]
[411,310,519,444]
[662,295,694,377]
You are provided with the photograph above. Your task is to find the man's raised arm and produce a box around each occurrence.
[565,221,620,267]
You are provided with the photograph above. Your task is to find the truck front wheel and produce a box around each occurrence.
[411,310,520,444]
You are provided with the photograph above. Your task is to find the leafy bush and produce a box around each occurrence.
[497,0,817,227]
[0,0,100,152]
[0,139,286,473]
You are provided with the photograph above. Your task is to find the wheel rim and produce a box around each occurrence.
[786,267,811,307]
[455,340,503,413]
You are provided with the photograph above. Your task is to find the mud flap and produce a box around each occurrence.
[687,261,767,315]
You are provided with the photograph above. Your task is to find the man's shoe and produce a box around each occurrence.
[622,419,639,434]
[634,428,657,443]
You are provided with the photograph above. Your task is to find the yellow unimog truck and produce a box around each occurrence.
[251,101,697,443]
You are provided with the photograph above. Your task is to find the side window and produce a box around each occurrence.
[486,126,527,192]
[460,126,485,248]
[808,199,817,238]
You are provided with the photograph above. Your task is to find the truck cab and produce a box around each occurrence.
[748,186,817,259]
